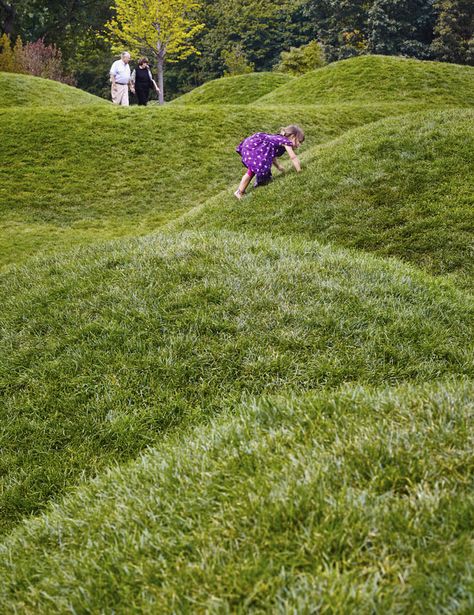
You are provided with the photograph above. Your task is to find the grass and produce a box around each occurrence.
[0,101,427,269]
[170,72,294,105]
[1,379,473,612]
[1,55,473,611]
[0,71,108,107]
[255,55,474,106]
[1,230,473,533]
[175,109,474,291]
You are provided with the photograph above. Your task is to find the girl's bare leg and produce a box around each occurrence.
[235,172,252,199]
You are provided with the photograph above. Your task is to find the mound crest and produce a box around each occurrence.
[171,72,293,105]
[0,72,108,108]
[255,55,474,106]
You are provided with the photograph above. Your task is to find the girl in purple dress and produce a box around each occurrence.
[234,124,304,199]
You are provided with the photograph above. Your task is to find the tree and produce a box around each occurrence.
[186,0,313,84]
[0,0,16,36]
[303,0,370,62]
[367,0,436,59]
[104,0,205,104]
[430,0,474,64]
[222,43,254,75]
[273,40,325,74]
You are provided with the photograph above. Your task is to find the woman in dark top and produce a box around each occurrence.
[131,57,159,106]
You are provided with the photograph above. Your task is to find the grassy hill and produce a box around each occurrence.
[1,56,473,611]
[174,109,474,290]
[1,230,473,534]
[0,72,108,107]
[0,102,421,269]
[255,55,474,106]
[1,379,472,612]
[170,72,293,105]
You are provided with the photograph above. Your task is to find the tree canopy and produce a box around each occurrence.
[104,0,204,103]
[1,0,472,100]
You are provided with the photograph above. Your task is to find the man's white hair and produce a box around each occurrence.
[121,51,131,58]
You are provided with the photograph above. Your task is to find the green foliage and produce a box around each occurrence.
[430,0,474,65]
[192,0,314,81]
[274,39,325,74]
[303,0,371,62]
[367,0,437,59]
[0,33,22,72]
[104,0,205,103]
[222,43,254,76]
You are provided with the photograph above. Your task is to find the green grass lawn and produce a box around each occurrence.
[1,230,473,533]
[0,71,108,107]
[175,109,474,291]
[1,379,473,613]
[0,55,473,612]
[256,55,474,106]
[0,102,428,269]
[170,71,294,105]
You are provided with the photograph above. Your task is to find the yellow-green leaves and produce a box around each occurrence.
[105,0,204,60]
[105,0,205,101]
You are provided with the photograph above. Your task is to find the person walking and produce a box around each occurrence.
[110,52,132,106]
[130,57,160,106]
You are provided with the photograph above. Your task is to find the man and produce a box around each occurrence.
[110,52,132,106]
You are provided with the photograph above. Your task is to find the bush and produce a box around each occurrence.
[274,40,326,75]
[0,34,75,85]
[0,34,24,73]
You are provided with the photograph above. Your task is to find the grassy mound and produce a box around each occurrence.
[1,379,473,612]
[255,55,474,106]
[0,72,108,108]
[175,109,474,290]
[170,72,293,105]
[1,230,473,533]
[0,102,414,269]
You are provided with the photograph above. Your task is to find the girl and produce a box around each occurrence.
[234,125,304,199]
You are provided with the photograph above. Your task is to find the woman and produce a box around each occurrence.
[130,57,159,106]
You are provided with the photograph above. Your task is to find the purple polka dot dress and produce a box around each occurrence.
[236,133,293,186]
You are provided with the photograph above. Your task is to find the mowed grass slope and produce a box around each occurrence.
[1,231,473,533]
[256,55,474,106]
[176,109,474,290]
[0,71,108,107]
[1,56,473,611]
[1,379,473,612]
[170,72,293,105]
[0,102,416,269]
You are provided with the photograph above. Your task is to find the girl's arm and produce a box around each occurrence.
[272,157,285,172]
[284,145,301,172]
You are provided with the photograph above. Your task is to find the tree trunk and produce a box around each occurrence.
[157,48,165,105]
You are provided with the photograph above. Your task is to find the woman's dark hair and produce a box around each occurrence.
[138,57,149,67]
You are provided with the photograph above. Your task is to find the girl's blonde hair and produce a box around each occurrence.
[280,124,305,143]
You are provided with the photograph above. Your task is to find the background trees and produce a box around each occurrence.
[0,0,472,99]
[104,0,204,104]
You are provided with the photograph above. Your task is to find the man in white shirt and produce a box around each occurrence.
[110,52,132,106]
